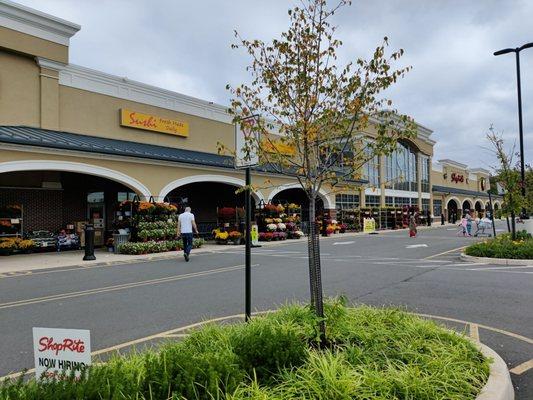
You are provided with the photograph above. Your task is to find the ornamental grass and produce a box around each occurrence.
[0,299,489,400]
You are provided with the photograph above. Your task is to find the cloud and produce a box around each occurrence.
[16,0,533,168]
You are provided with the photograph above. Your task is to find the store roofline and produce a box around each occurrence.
[432,185,501,198]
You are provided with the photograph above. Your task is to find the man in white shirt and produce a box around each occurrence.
[177,207,198,262]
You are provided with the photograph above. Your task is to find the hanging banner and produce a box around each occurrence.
[33,327,91,380]
[363,218,376,233]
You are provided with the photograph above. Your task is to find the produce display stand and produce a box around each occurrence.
[0,204,23,238]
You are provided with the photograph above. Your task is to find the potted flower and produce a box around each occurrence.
[259,232,273,241]
[213,228,229,244]
[0,238,16,256]
[218,207,236,221]
[264,203,279,216]
[266,223,278,232]
[277,222,286,231]
[106,237,115,252]
[326,226,335,236]
[18,239,35,254]
[339,223,347,233]
[228,231,242,245]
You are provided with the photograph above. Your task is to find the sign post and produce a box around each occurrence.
[235,115,260,322]
[33,327,91,380]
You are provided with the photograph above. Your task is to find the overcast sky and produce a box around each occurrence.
[19,0,533,169]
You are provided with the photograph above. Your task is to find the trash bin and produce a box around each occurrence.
[113,233,129,254]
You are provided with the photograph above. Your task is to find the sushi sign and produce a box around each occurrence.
[33,327,91,380]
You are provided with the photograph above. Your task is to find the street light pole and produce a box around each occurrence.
[494,42,533,218]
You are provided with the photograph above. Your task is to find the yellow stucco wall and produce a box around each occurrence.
[0,51,40,126]
[0,26,68,64]
[59,87,234,155]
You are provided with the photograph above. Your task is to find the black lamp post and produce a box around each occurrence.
[494,42,533,218]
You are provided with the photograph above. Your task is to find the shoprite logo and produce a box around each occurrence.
[451,172,464,183]
[120,109,189,137]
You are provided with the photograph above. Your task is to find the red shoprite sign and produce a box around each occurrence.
[451,173,464,183]
[33,327,91,380]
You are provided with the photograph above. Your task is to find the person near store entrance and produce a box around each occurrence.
[409,214,417,237]
[177,207,198,262]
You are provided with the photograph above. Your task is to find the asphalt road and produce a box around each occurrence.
[0,223,531,398]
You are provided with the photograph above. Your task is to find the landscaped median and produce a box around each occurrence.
[463,230,533,265]
[0,299,505,400]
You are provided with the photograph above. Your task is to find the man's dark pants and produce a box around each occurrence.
[182,233,193,256]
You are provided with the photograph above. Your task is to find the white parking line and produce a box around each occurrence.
[333,241,355,245]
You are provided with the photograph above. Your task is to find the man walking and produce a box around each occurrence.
[177,206,198,262]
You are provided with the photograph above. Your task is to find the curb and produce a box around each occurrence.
[461,253,533,266]
[476,342,515,400]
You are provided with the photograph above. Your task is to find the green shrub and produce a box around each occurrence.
[465,235,533,259]
[231,318,308,382]
[0,300,490,400]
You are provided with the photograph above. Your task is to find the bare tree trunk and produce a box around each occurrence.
[307,192,326,340]
[511,211,516,240]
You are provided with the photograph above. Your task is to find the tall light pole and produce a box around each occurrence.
[494,42,533,218]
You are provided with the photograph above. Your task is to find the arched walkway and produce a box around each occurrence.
[158,174,264,203]
[474,200,484,217]
[0,160,150,199]
[462,199,473,212]
[267,183,333,209]
[446,198,459,223]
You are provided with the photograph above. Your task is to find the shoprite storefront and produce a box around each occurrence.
[0,1,500,253]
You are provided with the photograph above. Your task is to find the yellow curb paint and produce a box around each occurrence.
[415,313,533,345]
[469,323,480,342]
[0,264,258,310]
[509,358,533,375]
[424,246,467,260]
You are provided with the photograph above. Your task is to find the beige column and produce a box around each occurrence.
[36,58,61,130]
[359,186,366,207]
[379,155,386,207]
[416,153,422,209]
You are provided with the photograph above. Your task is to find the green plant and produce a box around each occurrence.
[0,300,489,400]
[465,236,533,259]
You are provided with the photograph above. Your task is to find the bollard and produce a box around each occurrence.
[83,224,96,261]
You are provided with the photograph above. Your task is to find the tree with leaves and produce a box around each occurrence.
[226,0,416,333]
[486,126,525,239]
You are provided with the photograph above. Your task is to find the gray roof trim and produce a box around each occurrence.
[432,185,501,198]
[0,125,235,169]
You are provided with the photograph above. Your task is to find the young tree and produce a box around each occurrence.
[486,126,525,239]
[227,0,416,331]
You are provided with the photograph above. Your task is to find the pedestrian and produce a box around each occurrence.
[409,214,417,237]
[177,206,198,262]
[441,213,445,225]
[426,209,431,226]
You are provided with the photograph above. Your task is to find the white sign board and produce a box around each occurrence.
[235,118,259,168]
[33,327,91,380]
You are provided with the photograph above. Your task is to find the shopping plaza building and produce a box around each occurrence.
[0,1,501,239]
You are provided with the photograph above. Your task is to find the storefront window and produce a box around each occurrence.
[394,197,412,206]
[420,154,430,193]
[385,142,418,191]
[87,191,104,203]
[385,196,394,206]
[422,198,430,211]
[117,191,136,202]
[365,195,380,207]
[335,194,359,210]
[433,199,442,217]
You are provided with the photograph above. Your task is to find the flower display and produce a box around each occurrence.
[293,230,304,238]
[277,223,286,231]
[266,223,278,232]
[213,228,229,241]
[264,218,274,224]
[228,231,242,239]
[273,218,283,223]
[218,207,236,220]
[259,232,274,241]
[137,201,155,214]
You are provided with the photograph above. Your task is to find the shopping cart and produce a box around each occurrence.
[474,218,493,237]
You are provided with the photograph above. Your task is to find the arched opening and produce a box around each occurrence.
[0,169,143,245]
[164,182,256,234]
[494,202,500,211]
[271,188,324,222]
[446,198,458,223]
[462,199,472,214]
[474,200,484,217]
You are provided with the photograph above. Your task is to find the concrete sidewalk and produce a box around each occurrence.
[0,223,454,275]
